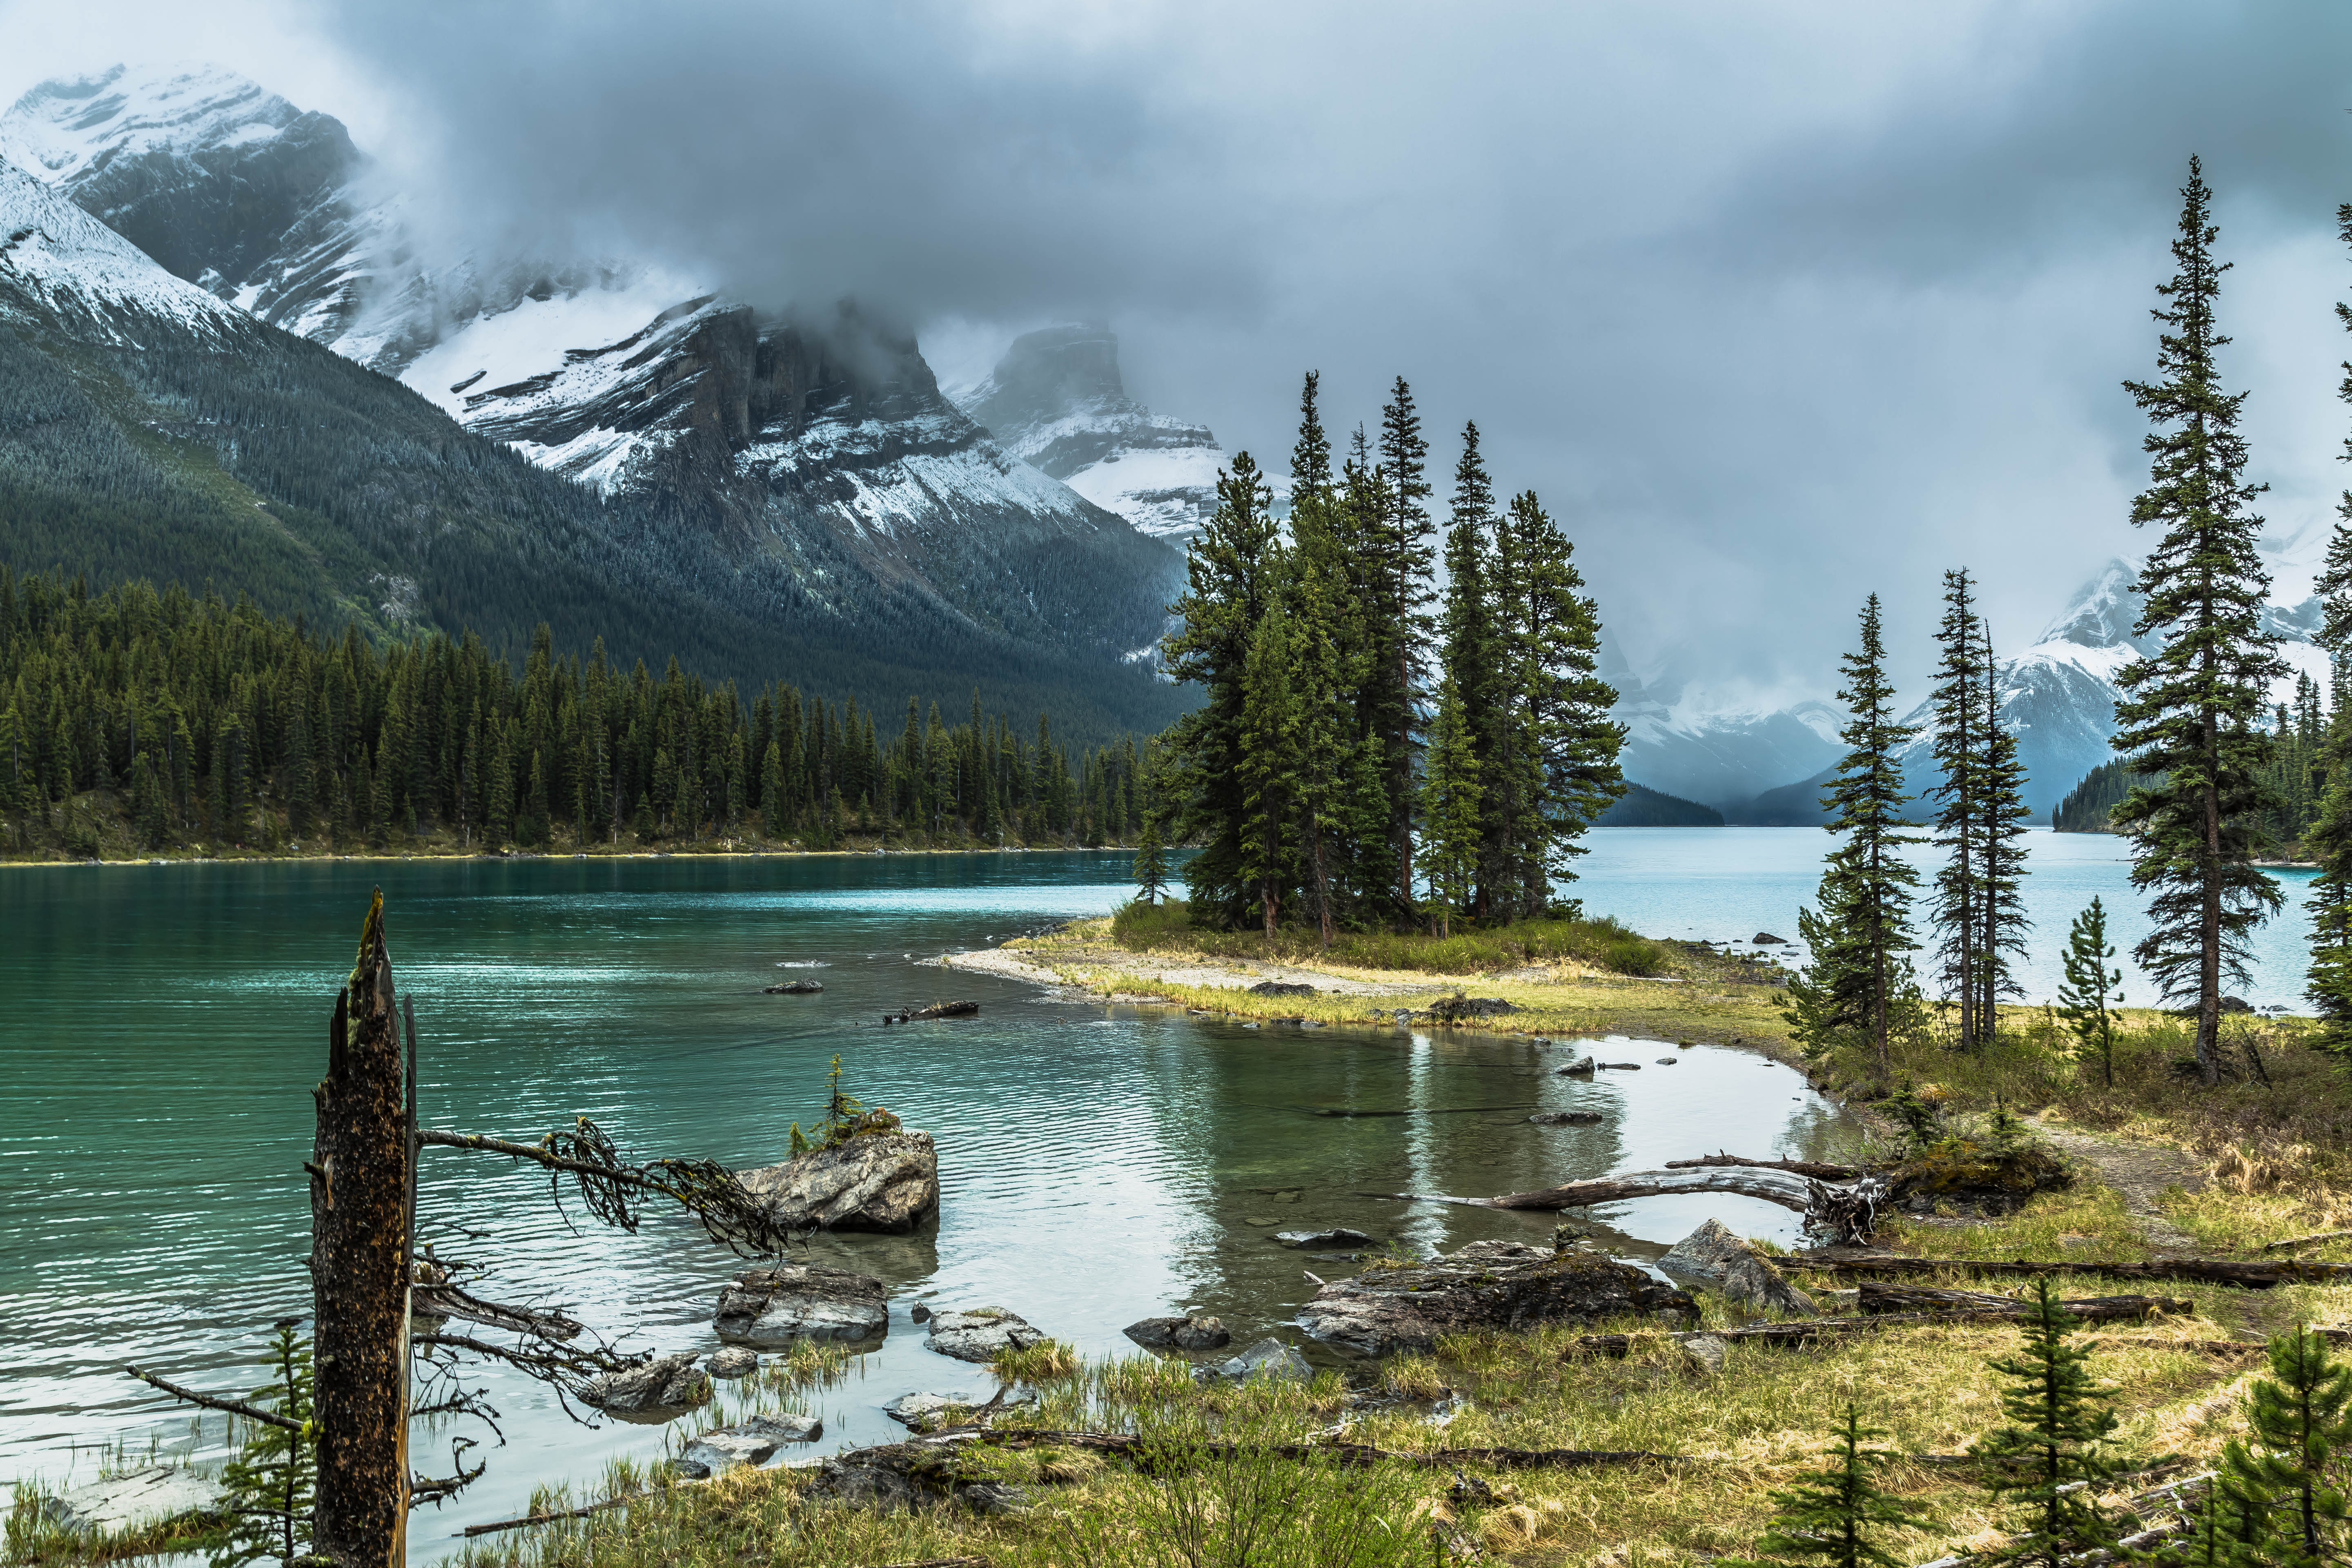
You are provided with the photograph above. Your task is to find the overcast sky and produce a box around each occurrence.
[5,0,2350,709]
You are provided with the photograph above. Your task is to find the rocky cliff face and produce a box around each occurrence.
[958,323,1235,542]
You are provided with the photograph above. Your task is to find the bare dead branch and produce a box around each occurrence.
[123,1365,303,1432]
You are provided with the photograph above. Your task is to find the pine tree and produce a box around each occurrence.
[1970,1278,2123,1567]
[1441,423,1503,918]
[2057,897,2125,1089]
[1419,672,1483,937]
[1507,490,1626,913]
[2110,156,2285,1086]
[2307,200,2352,1060]
[1786,597,1920,1077]
[1371,379,1435,918]
[1928,568,1987,1047]
[2222,1326,2352,1566]
[1132,816,1170,907]
[1976,621,2033,1036]
[1237,601,1303,937]
[1731,1405,1928,1568]
[211,1321,316,1568]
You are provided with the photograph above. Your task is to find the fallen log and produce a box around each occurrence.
[1858,1280,2190,1317]
[764,980,824,995]
[2263,1228,2352,1253]
[960,1429,1675,1472]
[1788,1247,2352,1290]
[459,1493,641,1538]
[883,1001,979,1024]
[1665,1153,1861,1181]
[1369,1165,1824,1214]
[1573,1294,2189,1356]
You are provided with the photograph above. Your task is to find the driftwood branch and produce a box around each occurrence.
[963,1429,1676,1471]
[1367,1165,1825,1214]
[883,1001,979,1024]
[2262,1228,2352,1253]
[1664,1153,1861,1180]
[459,1493,641,1538]
[414,1281,583,1343]
[123,1365,304,1432]
[1856,1280,2191,1316]
[1788,1248,2352,1290]
[1574,1293,2189,1356]
[411,1332,645,1399]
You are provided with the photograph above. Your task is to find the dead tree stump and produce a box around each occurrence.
[308,891,411,1566]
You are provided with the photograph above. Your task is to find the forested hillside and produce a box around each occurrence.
[2052,672,2328,852]
[0,570,1152,860]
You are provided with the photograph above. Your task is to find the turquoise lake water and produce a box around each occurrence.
[0,826,2317,1552]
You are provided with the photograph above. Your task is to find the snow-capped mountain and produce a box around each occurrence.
[958,323,1234,542]
[1604,637,1846,813]
[0,63,1183,662]
[0,157,251,343]
[1656,557,2335,824]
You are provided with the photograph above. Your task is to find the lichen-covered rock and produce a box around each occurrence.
[736,1131,940,1234]
[1297,1239,1693,1356]
[1657,1218,1817,1317]
[42,1467,225,1535]
[714,1263,888,1346]
[1124,1314,1232,1351]
[581,1352,712,1421]
[1216,1337,1313,1381]
[1678,1333,1728,1375]
[675,1413,823,1476]
[927,1307,1044,1362]
[707,1346,760,1378]
[1888,1137,2069,1214]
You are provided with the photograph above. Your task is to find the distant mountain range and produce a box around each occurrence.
[1615,558,2330,823]
[0,62,1221,742]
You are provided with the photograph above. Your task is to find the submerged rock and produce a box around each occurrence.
[581,1352,712,1421]
[41,1467,225,1535]
[737,1131,940,1234]
[1528,1110,1604,1126]
[1274,1228,1375,1250]
[1557,1058,1596,1076]
[764,979,824,994]
[675,1413,824,1476]
[1124,1314,1232,1351]
[927,1307,1045,1362]
[1297,1239,1694,1356]
[1216,1337,1314,1381]
[1657,1218,1817,1317]
[1752,932,1788,944]
[714,1263,888,1346]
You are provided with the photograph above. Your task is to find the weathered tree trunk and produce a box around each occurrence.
[1574,1293,2188,1355]
[1372,1165,1825,1214]
[1856,1279,2190,1316]
[1663,1153,1860,1180]
[309,891,410,1566]
[1788,1248,2352,1290]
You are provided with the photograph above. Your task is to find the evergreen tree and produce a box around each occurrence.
[1419,672,1483,937]
[1236,601,1303,937]
[1731,1405,1927,1568]
[1370,380,1435,917]
[1977,621,2033,1035]
[1928,568,1988,1047]
[2056,897,2125,1089]
[2222,1326,2352,1566]
[2307,200,2352,1059]
[1440,423,1503,918]
[1785,597,1920,1076]
[1970,1278,2123,1567]
[1506,490,1626,913]
[211,1321,316,1568]
[1132,815,1169,907]
[2110,157,2285,1086]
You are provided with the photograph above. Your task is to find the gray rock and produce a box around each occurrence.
[736,1131,940,1234]
[927,1307,1045,1362]
[1528,1110,1604,1126]
[1124,1314,1232,1351]
[764,979,824,994]
[1557,1058,1595,1076]
[706,1346,760,1379]
[714,1263,887,1347]
[909,1303,932,1323]
[1297,1238,1695,1356]
[1752,932,1787,944]
[1596,1062,1643,1070]
[1656,1218,1818,1317]
[1655,1057,1680,1065]
[581,1352,712,1421]
[883,1388,1037,1431]
[677,1413,824,1475]
[1679,1333,1729,1375]
[1273,1228,1375,1250]
[1217,1337,1314,1381]
[42,1466,225,1535]
[1249,980,1317,996]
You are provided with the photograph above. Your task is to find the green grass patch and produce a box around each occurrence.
[1108,898,1672,977]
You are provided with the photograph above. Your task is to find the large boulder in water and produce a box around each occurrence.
[715,1263,888,1346]
[581,1352,712,1421]
[927,1307,1045,1362]
[737,1130,940,1234]
[1296,1239,1693,1356]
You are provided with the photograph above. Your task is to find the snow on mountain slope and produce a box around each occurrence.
[959,323,1235,542]
[1606,636,1846,811]
[0,157,249,342]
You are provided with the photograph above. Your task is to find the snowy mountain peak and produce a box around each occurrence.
[958,322,1234,542]
[0,156,248,342]
[2033,557,2151,654]
[0,64,303,185]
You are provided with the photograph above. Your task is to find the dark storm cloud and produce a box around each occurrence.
[119,2,2352,698]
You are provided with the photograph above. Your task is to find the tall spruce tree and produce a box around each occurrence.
[1440,423,1505,920]
[1785,596,1920,1077]
[2307,201,2352,1057]
[1237,601,1304,937]
[1928,568,1988,1047]
[1507,490,1626,913]
[2110,156,2285,1086]
[1970,1278,2124,1567]
[1419,672,1483,937]
[1731,1405,1928,1568]
[1976,622,2032,1033]
[1163,453,1285,929]
[1371,379,1435,918]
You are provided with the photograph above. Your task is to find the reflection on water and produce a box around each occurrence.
[0,851,1857,1555]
